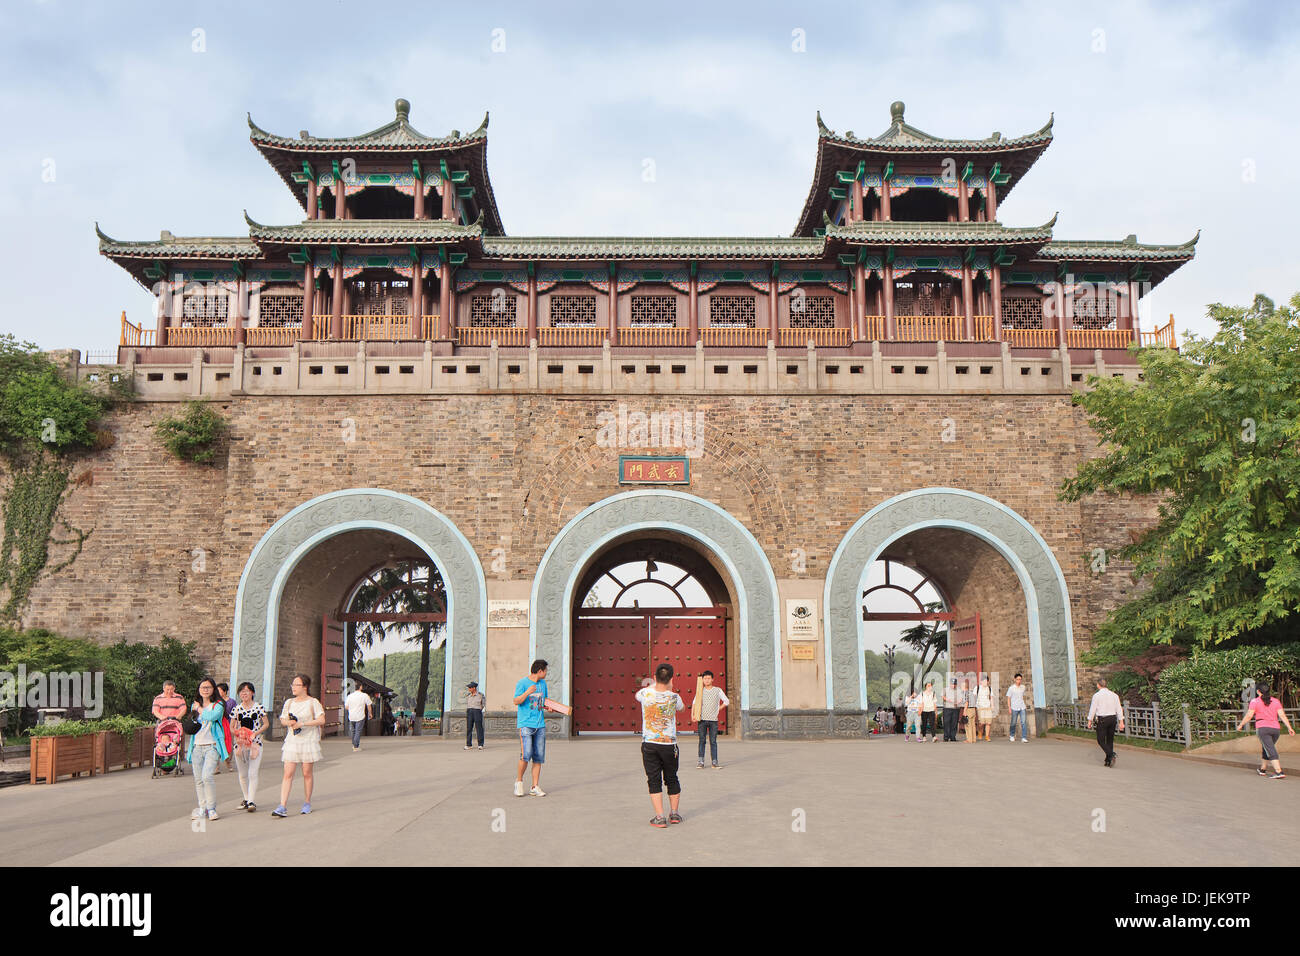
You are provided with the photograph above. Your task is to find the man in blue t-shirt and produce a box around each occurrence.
[513,659,549,797]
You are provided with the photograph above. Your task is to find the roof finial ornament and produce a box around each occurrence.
[890,101,905,124]
[395,98,411,122]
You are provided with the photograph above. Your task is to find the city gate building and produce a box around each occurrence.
[40,99,1195,737]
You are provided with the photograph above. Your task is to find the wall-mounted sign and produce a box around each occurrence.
[487,599,529,628]
[619,456,689,485]
[786,599,818,641]
[790,643,817,661]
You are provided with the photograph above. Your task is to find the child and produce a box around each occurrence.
[636,663,684,828]
[694,670,728,768]
[905,690,921,741]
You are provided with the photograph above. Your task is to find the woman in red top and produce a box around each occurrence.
[1237,683,1294,779]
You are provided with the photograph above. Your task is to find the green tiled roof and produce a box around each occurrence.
[244,214,484,244]
[1038,232,1199,261]
[95,223,260,258]
[247,99,488,151]
[817,102,1054,152]
[825,215,1057,245]
[480,236,828,260]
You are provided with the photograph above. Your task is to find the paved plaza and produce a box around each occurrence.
[3,734,1293,867]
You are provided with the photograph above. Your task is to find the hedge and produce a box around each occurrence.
[1156,643,1300,726]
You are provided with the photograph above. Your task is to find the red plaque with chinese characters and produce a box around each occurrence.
[619,456,690,485]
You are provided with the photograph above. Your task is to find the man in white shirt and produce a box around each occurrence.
[344,681,373,752]
[1007,673,1030,742]
[1086,678,1126,767]
[636,663,685,827]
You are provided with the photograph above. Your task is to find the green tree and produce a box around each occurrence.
[0,336,106,456]
[897,602,950,691]
[1062,293,1300,661]
[350,561,446,734]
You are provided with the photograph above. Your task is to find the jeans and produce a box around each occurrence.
[1009,709,1029,740]
[905,714,920,737]
[466,709,485,747]
[697,720,718,764]
[519,725,545,764]
[921,711,936,738]
[349,718,364,748]
[942,707,959,741]
[191,744,219,812]
[233,742,263,802]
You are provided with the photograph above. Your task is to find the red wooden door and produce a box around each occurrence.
[950,613,982,678]
[650,609,727,733]
[320,615,345,737]
[572,613,645,732]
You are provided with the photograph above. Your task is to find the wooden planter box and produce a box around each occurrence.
[93,726,153,774]
[29,734,96,785]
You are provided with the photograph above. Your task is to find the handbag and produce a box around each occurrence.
[181,711,201,736]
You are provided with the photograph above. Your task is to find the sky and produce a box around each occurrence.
[1,0,1296,353]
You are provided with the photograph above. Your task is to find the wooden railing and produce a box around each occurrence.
[119,312,155,347]
[1141,315,1177,349]
[1066,328,1137,350]
[974,316,995,341]
[539,326,606,347]
[861,316,886,340]
[701,327,769,348]
[896,315,966,341]
[619,326,691,347]
[778,327,851,348]
[1001,328,1059,348]
[458,326,528,347]
[246,326,302,346]
[166,326,236,347]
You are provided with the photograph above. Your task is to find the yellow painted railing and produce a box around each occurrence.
[778,327,851,347]
[539,326,606,347]
[119,312,155,347]
[1141,315,1177,348]
[458,327,528,347]
[165,326,236,347]
[1066,328,1136,350]
[619,326,690,347]
[246,326,301,346]
[974,316,995,341]
[896,315,966,341]
[861,316,886,340]
[1001,328,1059,348]
[701,327,768,347]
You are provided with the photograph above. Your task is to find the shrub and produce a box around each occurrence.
[1156,643,1300,727]
[27,715,152,737]
[154,401,226,464]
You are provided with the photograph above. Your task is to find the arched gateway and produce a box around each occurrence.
[230,489,487,714]
[824,488,1078,717]
[531,490,782,734]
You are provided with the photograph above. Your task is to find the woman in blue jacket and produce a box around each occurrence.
[187,677,230,822]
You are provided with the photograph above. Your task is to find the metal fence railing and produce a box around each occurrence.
[1050,703,1249,748]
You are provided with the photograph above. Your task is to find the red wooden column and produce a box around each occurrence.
[961,263,974,339]
[608,265,618,346]
[854,178,865,222]
[413,178,425,220]
[883,264,895,339]
[854,263,867,340]
[991,265,1003,340]
[441,176,454,220]
[156,277,171,340]
[299,266,313,341]
[847,271,858,339]
[439,268,452,340]
[1054,280,1068,349]
[334,180,345,221]
[330,263,344,339]
[688,270,699,345]
[881,179,892,221]
[527,272,538,343]
[307,179,318,220]
[1129,279,1142,345]
[768,275,779,342]
[410,261,423,339]
[234,278,248,346]
[958,178,970,221]
[985,179,998,220]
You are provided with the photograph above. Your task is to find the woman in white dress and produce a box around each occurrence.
[271,673,325,818]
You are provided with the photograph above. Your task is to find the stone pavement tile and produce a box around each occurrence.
[3,735,1293,867]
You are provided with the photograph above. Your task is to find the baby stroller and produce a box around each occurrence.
[152,717,185,778]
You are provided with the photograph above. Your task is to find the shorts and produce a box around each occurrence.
[519,725,546,764]
[1258,727,1280,762]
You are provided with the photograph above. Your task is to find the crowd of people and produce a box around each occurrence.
[878,673,1030,743]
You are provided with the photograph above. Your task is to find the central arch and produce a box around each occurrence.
[825,488,1077,720]
[230,489,487,720]
[531,490,781,735]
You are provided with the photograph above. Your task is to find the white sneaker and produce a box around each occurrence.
[191,807,204,818]
[206,809,219,821]
[1009,736,1014,742]
[513,780,524,797]
[529,785,547,797]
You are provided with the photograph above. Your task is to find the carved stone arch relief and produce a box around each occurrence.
[824,488,1076,713]
[230,489,487,715]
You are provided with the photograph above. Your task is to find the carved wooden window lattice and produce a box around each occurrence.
[358,280,410,316]
[258,290,303,328]
[1071,287,1119,330]
[470,292,519,327]
[789,294,836,329]
[549,294,598,326]
[181,287,230,327]
[708,295,756,328]
[894,280,956,317]
[1002,294,1046,329]
[630,294,678,326]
